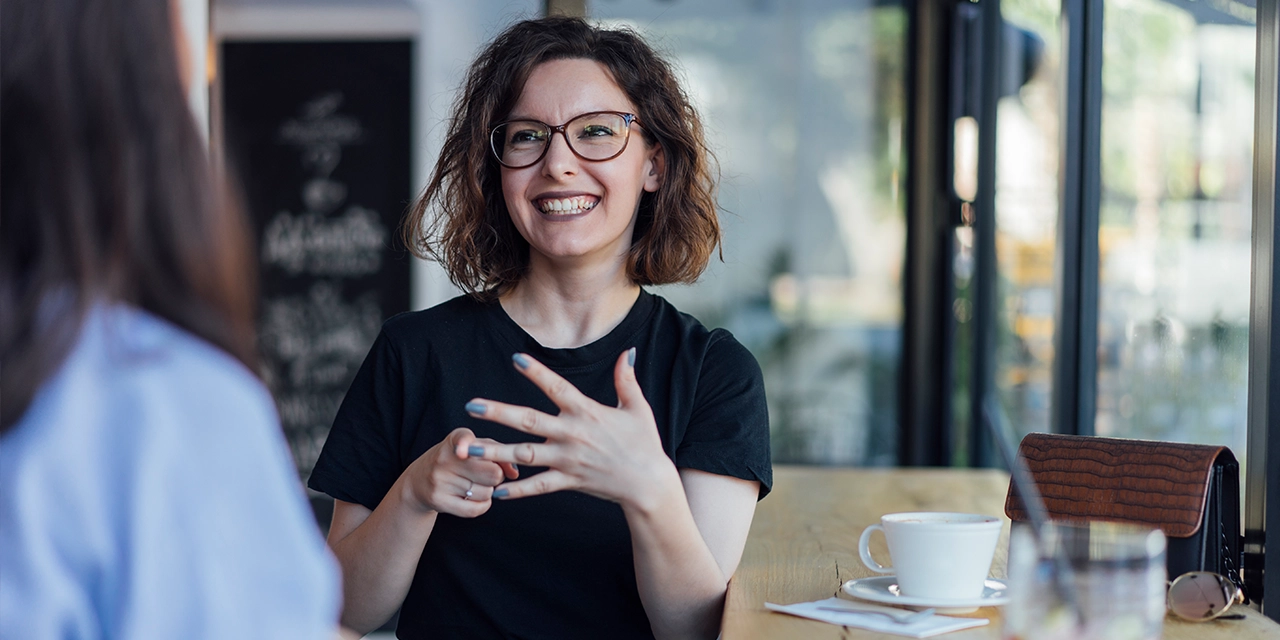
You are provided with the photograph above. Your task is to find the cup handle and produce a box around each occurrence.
[858,524,894,574]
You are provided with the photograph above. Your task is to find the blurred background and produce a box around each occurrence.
[175,0,1274,629]
[187,0,1262,569]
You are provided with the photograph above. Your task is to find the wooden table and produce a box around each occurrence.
[723,466,1280,639]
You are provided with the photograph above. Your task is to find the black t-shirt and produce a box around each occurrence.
[308,289,771,639]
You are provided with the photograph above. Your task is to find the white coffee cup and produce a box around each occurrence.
[858,512,1003,600]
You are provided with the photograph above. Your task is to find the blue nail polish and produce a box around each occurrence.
[468,445,485,457]
[512,353,531,369]
[465,401,487,415]
[493,488,509,498]
[627,347,636,367]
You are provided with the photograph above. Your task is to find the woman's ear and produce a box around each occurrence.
[643,143,665,193]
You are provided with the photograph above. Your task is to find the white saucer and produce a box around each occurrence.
[841,576,1010,613]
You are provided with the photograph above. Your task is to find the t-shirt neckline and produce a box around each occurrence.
[487,288,656,370]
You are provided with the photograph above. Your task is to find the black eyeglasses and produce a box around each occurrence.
[489,111,641,169]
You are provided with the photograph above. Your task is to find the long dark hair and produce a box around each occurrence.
[0,0,259,433]
[402,16,721,300]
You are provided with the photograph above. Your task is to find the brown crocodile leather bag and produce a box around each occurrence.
[1004,432,1243,594]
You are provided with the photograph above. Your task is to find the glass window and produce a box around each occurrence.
[1096,0,1256,467]
[995,0,1063,439]
[587,0,909,465]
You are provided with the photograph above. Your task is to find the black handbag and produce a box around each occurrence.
[1004,433,1245,598]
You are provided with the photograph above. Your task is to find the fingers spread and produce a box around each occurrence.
[613,347,647,410]
[464,438,520,479]
[493,470,573,500]
[465,399,564,438]
[512,353,590,412]
[475,441,560,468]
[457,436,512,461]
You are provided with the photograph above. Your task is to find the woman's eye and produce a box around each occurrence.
[579,125,616,138]
[510,129,546,144]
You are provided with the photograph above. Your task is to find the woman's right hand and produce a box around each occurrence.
[403,428,518,517]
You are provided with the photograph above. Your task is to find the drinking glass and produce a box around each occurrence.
[1003,521,1166,640]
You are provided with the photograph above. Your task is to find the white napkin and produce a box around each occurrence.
[765,597,990,638]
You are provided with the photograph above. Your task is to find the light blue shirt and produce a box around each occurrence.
[0,305,341,639]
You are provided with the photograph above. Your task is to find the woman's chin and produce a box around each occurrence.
[530,242,628,267]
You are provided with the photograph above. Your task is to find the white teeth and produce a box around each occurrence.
[538,197,597,214]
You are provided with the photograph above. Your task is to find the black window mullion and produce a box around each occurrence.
[968,0,1003,467]
[1051,0,1102,438]
[901,0,957,467]
[1246,0,1280,618]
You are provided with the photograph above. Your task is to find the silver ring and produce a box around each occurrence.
[464,480,474,500]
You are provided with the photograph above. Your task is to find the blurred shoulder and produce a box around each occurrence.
[0,302,285,551]
[0,304,339,639]
[9,304,280,450]
[98,304,275,423]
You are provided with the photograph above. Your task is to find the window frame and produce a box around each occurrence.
[1051,0,1103,439]
[903,0,1277,619]
[1246,0,1279,617]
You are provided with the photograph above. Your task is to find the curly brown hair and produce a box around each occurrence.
[402,16,720,300]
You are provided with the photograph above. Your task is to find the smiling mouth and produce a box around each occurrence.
[535,196,599,215]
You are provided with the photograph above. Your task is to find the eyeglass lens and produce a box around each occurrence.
[492,112,630,167]
[1167,571,1238,622]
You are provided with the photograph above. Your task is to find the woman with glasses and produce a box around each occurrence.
[308,16,771,640]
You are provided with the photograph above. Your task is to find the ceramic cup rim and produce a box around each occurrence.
[881,512,1002,528]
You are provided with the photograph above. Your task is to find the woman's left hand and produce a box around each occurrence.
[457,348,679,508]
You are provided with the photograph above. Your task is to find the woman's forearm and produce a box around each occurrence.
[327,428,512,634]
[624,467,730,640]
[329,476,438,634]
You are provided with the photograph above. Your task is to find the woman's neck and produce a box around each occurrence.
[499,259,641,350]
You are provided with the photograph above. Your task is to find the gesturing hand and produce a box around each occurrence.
[458,349,678,507]
[404,427,519,518]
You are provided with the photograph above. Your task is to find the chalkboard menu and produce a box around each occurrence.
[220,41,412,481]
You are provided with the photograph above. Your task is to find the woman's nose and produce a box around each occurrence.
[541,131,579,178]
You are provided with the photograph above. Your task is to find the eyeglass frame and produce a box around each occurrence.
[1166,571,1248,622]
[488,110,643,169]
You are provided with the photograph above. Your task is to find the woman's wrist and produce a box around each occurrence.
[620,459,685,518]
[396,467,439,516]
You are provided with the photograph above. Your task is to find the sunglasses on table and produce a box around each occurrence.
[489,111,642,169]
[1167,571,1248,622]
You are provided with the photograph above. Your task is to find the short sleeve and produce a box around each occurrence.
[308,328,407,511]
[675,331,772,499]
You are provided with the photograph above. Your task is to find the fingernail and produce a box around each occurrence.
[627,347,636,368]
[512,353,531,369]
[467,445,485,457]
[493,488,509,498]
[465,401,487,415]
